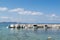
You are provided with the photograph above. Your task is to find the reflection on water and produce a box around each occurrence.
[0,26,60,40]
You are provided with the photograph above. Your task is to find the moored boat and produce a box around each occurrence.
[9,24,15,28]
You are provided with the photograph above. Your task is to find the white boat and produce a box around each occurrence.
[9,24,15,28]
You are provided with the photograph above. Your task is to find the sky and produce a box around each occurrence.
[0,0,60,23]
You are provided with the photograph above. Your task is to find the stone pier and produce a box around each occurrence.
[9,24,60,29]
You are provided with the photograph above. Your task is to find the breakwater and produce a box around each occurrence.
[8,24,60,29]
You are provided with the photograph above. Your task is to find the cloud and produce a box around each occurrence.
[9,8,43,15]
[8,8,60,22]
[9,8,24,12]
[0,7,8,11]
[51,14,56,17]
[31,11,43,15]
[45,14,60,21]
[0,7,60,23]
[0,16,10,19]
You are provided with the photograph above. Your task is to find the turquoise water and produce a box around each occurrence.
[0,23,60,40]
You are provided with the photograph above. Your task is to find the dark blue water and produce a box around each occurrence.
[0,23,60,40]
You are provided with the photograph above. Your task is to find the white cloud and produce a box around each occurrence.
[45,14,60,21]
[0,7,8,11]
[0,7,60,22]
[46,14,58,17]
[9,8,60,22]
[0,16,10,19]
[9,8,43,15]
[9,8,24,12]
[31,11,43,15]
[51,14,57,17]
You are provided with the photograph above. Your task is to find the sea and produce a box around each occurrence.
[0,22,60,40]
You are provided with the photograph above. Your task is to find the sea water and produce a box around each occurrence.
[0,23,60,40]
